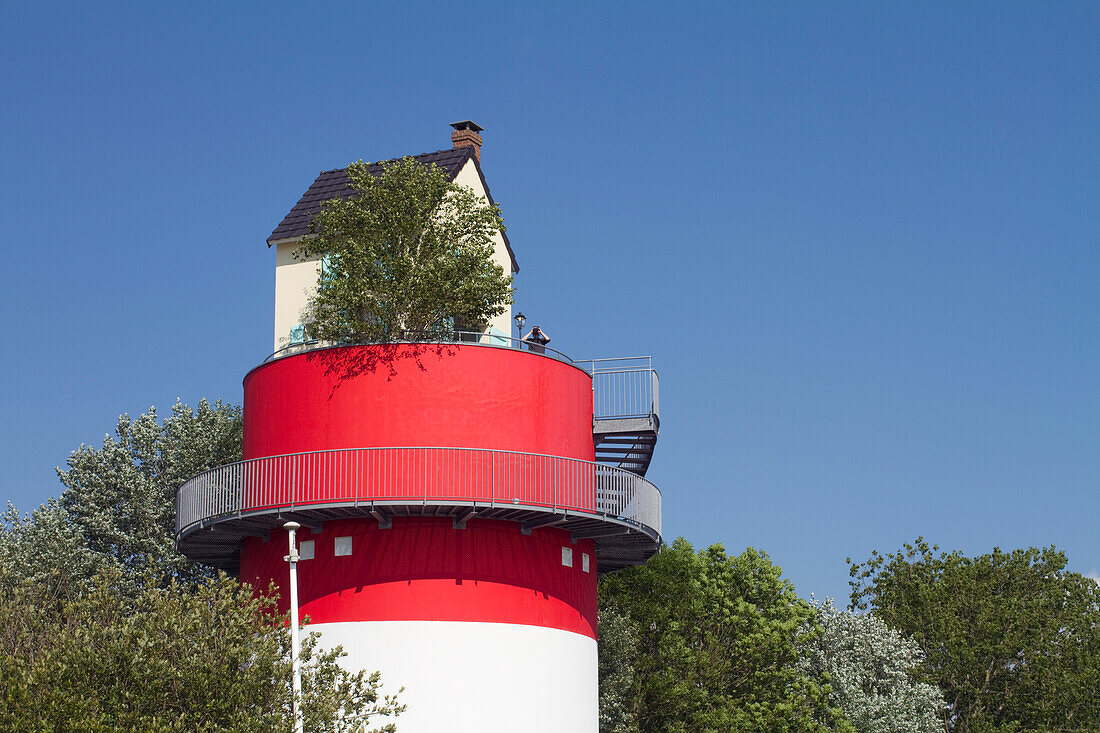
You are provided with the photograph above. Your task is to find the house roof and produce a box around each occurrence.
[267,146,518,272]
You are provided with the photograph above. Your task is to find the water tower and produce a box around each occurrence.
[175,123,662,733]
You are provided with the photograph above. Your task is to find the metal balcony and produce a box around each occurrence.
[176,446,661,574]
[580,357,660,477]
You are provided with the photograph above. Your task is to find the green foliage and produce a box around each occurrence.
[294,157,513,342]
[0,568,402,732]
[2,401,402,729]
[1,498,100,602]
[799,599,945,733]
[49,399,242,596]
[598,607,640,733]
[849,538,1100,732]
[599,538,853,733]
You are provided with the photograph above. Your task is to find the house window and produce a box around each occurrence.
[335,536,353,557]
[289,324,306,344]
[582,553,590,573]
[562,547,573,568]
[299,540,315,561]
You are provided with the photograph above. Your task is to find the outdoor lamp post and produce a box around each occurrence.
[283,521,304,733]
[513,312,526,347]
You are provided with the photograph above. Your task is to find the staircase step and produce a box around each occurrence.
[592,415,659,478]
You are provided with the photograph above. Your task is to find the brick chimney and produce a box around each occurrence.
[450,120,484,163]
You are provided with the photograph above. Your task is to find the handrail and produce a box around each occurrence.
[575,356,653,371]
[176,446,662,541]
[580,357,660,423]
[265,331,575,365]
[266,340,656,373]
[261,338,659,423]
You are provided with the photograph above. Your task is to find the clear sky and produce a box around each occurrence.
[2,2,1097,602]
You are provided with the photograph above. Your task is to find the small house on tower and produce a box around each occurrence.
[175,122,663,733]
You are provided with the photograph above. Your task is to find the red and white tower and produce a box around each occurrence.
[176,123,662,732]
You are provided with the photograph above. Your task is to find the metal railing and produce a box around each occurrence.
[577,357,660,421]
[176,446,661,540]
[263,337,658,423]
[265,331,575,366]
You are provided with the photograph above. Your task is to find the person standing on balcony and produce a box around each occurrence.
[523,326,551,354]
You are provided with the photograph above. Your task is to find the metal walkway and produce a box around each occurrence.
[580,357,660,477]
[175,445,662,574]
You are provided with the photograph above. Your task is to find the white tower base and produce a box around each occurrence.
[313,620,598,732]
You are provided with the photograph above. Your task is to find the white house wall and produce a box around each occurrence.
[273,241,321,350]
[451,158,515,338]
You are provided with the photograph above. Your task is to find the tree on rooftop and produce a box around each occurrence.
[294,157,514,342]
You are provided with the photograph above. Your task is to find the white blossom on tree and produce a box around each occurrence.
[55,398,242,594]
[0,499,100,601]
[598,607,639,733]
[800,598,944,733]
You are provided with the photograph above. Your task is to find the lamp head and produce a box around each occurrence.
[283,521,301,531]
[514,312,526,330]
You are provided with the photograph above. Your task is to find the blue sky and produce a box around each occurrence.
[2,1,1097,601]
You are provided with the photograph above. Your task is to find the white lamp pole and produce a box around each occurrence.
[283,521,304,733]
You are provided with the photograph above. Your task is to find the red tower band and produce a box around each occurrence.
[238,345,599,639]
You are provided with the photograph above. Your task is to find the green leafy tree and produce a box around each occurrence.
[53,399,243,595]
[0,498,101,601]
[2,401,405,730]
[0,568,403,732]
[598,538,853,732]
[799,599,945,733]
[849,539,1100,732]
[294,157,513,342]
[598,607,640,733]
